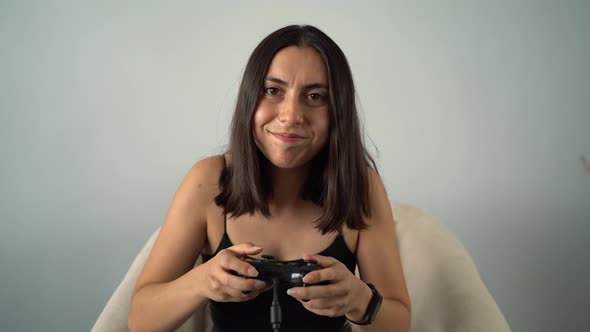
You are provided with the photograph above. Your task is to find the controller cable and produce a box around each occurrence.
[270,277,282,332]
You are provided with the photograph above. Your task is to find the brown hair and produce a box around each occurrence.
[215,25,377,234]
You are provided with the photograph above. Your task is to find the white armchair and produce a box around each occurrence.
[91,202,510,332]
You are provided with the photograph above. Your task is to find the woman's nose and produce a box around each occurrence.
[278,95,303,125]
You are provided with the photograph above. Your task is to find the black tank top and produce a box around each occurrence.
[201,158,356,332]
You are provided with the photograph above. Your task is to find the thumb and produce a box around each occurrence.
[228,242,264,256]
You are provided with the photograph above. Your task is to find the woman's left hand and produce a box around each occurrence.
[287,253,372,320]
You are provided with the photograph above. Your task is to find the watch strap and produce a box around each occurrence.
[347,283,383,326]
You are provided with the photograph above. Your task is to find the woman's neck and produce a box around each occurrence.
[268,164,309,210]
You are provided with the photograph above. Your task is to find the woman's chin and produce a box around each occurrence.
[266,155,310,170]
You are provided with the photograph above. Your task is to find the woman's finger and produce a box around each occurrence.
[302,253,339,268]
[301,296,345,311]
[302,266,343,284]
[217,250,259,278]
[226,242,264,256]
[288,283,346,301]
[223,273,268,292]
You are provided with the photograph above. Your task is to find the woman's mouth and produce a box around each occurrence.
[271,132,305,143]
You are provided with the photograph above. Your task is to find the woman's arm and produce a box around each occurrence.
[128,156,270,332]
[351,169,411,332]
[286,169,411,331]
[127,158,217,332]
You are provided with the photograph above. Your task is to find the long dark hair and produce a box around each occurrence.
[215,24,377,234]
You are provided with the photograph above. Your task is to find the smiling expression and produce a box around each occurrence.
[253,46,331,169]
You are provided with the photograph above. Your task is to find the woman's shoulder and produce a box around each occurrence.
[184,154,227,198]
[365,165,383,194]
[191,154,226,173]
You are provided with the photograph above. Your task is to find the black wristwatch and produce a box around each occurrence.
[347,283,383,326]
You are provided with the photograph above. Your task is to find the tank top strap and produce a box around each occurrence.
[223,212,227,235]
[220,154,228,236]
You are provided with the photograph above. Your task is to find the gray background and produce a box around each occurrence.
[1,0,589,331]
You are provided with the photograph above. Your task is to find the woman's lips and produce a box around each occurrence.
[271,132,305,143]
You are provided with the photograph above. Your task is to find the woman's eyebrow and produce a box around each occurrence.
[265,76,328,90]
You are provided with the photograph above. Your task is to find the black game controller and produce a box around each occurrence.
[232,255,323,288]
[233,255,325,331]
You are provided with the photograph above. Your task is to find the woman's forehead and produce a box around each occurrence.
[265,46,328,87]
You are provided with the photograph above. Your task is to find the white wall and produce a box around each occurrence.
[1,1,589,331]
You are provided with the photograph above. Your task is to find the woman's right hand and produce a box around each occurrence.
[193,242,272,302]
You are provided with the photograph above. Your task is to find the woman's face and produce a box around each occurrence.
[253,46,330,169]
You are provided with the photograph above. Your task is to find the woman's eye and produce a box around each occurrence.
[265,87,280,95]
[307,93,327,102]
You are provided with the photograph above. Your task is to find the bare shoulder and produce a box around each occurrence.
[367,166,384,191]
[365,166,392,227]
[163,154,227,234]
[169,155,225,213]
[341,167,386,251]
[188,155,226,191]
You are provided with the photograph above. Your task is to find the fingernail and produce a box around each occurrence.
[248,267,258,277]
[302,275,312,283]
[253,245,263,250]
[286,289,296,296]
[255,281,266,289]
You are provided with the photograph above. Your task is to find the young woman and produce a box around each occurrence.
[128,25,410,332]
